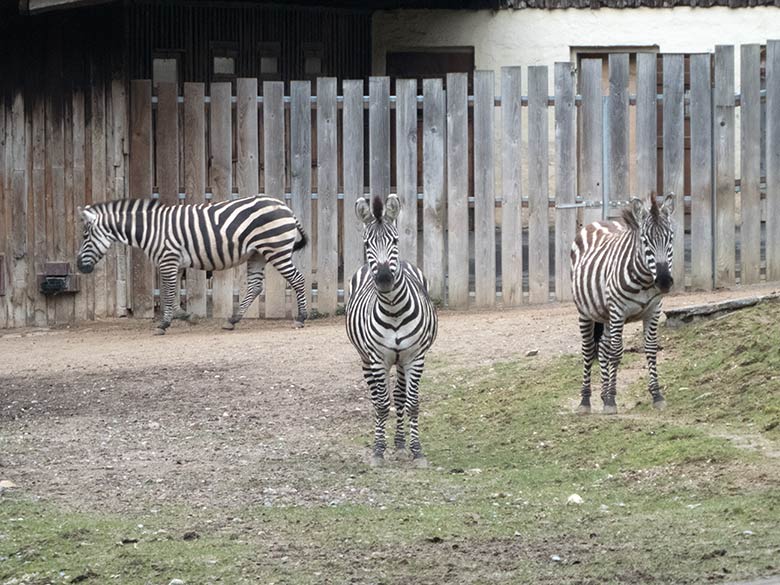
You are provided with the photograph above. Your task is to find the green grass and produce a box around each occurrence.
[2,304,780,584]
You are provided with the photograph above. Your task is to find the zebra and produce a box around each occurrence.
[76,195,308,334]
[346,195,438,467]
[570,194,676,414]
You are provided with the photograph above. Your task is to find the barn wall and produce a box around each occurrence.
[0,4,128,329]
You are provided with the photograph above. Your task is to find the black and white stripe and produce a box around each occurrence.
[570,194,676,414]
[346,195,438,466]
[77,196,308,334]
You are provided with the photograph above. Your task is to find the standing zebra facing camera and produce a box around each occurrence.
[76,195,308,334]
[571,194,676,414]
[346,195,438,467]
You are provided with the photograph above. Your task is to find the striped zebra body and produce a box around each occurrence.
[77,196,308,334]
[346,195,438,466]
[570,195,676,414]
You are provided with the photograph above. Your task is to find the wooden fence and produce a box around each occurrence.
[2,41,780,326]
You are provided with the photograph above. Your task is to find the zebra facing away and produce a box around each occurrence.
[346,195,438,467]
[571,194,676,414]
[77,196,308,334]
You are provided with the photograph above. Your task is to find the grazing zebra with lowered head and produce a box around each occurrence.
[571,194,675,414]
[77,196,308,334]
[346,195,438,467]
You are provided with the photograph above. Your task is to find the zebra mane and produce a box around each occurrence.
[621,206,640,231]
[372,196,384,222]
[649,195,661,222]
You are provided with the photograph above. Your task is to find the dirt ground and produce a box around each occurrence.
[1,283,777,514]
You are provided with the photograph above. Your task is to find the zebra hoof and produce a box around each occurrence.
[412,456,429,468]
[653,399,667,411]
[291,320,305,329]
[369,454,385,467]
[602,404,618,415]
[222,322,235,331]
[577,404,592,415]
[153,327,167,336]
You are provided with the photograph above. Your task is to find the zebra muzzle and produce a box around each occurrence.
[655,264,673,293]
[374,265,394,292]
[77,258,94,274]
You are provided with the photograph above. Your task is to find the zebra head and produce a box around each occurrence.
[629,194,676,293]
[355,195,401,294]
[76,206,113,274]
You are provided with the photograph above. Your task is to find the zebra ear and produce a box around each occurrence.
[384,194,401,223]
[631,198,647,223]
[355,197,373,225]
[661,192,675,216]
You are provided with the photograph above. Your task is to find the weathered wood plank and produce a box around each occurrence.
[110,77,128,318]
[263,81,287,319]
[32,93,47,326]
[446,73,469,309]
[72,88,89,322]
[10,90,28,327]
[422,78,446,304]
[662,54,685,287]
[342,79,364,303]
[474,70,495,308]
[740,44,761,285]
[208,82,234,320]
[714,46,736,288]
[580,59,603,225]
[0,99,7,328]
[767,40,780,282]
[555,62,576,303]
[608,54,629,216]
[369,76,390,201]
[501,66,522,306]
[91,69,111,319]
[129,80,154,319]
[291,80,313,316]
[316,78,338,315]
[636,53,658,201]
[690,54,713,290]
[155,81,179,314]
[183,82,207,318]
[396,78,417,264]
[101,74,116,319]
[236,78,259,318]
[528,66,549,304]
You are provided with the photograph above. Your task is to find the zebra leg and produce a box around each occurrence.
[267,252,308,328]
[393,365,407,452]
[172,269,194,322]
[577,316,597,414]
[223,256,265,330]
[598,332,611,406]
[603,314,625,414]
[155,259,180,335]
[362,362,391,465]
[404,357,427,466]
[644,308,667,410]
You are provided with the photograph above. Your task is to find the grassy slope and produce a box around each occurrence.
[2,303,779,584]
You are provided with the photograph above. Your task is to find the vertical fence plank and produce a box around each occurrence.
[10,90,28,327]
[183,82,207,317]
[528,66,550,304]
[608,54,629,216]
[501,66,523,306]
[369,76,390,201]
[342,79,364,301]
[129,80,154,319]
[72,88,89,322]
[423,78,446,303]
[740,44,762,284]
[32,95,47,326]
[291,80,313,315]
[663,54,685,287]
[555,62,576,303]
[91,72,110,319]
[263,81,287,318]
[636,53,658,201]
[0,101,7,328]
[714,46,736,288]
[236,78,259,318]
[580,59,603,225]
[396,78,417,264]
[156,82,179,314]
[111,77,128,318]
[209,82,234,320]
[767,40,780,282]
[690,54,713,290]
[317,77,338,315]
[474,70,495,308]
[446,72,469,309]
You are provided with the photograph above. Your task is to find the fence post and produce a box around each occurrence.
[528,66,549,304]
[291,80,313,316]
[396,78,417,265]
[662,54,685,288]
[767,40,780,282]
[690,54,713,290]
[446,72,469,309]
[740,45,762,285]
[474,70,495,308]
[369,77,390,202]
[580,59,603,226]
[714,46,736,288]
[342,79,364,303]
[423,78,446,304]
[501,66,523,306]
[636,53,657,202]
[156,82,179,313]
[607,54,629,217]
[316,77,338,315]
[555,62,576,303]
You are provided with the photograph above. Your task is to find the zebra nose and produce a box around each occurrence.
[77,257,93,274]
[655,264,673,293]
[375,265,393,291]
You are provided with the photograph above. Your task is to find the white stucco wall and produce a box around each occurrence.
[373,7,780,89]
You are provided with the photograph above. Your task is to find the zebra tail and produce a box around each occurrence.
[593,321,604,346]
[292,218,308,252]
